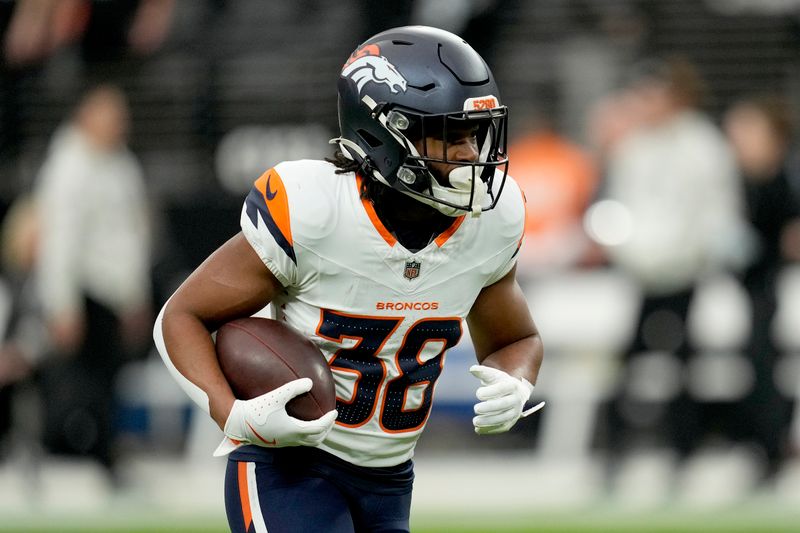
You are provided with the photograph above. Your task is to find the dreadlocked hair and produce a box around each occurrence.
[326,149,382,202]
[326,150,361,174]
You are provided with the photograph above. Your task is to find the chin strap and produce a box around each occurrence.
[400,168,486,217]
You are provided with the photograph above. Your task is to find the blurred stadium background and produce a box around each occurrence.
[3,0,800,531]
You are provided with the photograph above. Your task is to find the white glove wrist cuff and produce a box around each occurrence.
[518,378,545,417]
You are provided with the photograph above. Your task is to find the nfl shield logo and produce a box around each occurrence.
[404,260,421,280]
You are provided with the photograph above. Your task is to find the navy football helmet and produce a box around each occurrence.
[334,25,509,217]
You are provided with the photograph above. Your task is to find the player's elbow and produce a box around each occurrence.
[153,300,214,413]
[529,331,544,374]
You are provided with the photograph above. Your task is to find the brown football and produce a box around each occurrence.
[215,317,336,421]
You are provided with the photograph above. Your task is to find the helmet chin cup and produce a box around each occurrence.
[438,166,488,217]
[398,165,488,218]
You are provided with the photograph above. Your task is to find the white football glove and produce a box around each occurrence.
[213,377,337,456]
[469,365,545,435]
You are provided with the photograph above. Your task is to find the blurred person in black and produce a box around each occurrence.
[33,85,152,475]
[724,94,800,477]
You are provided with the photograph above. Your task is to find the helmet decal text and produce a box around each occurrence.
[463,95,499,111]
[342,45,408,95]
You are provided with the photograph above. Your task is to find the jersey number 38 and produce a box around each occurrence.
[317,309,462,433]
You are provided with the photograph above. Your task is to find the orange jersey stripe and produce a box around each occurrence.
[254,168,293,246]
[434,215,465,247]
[237,462,253,532]
[356,175,397,247]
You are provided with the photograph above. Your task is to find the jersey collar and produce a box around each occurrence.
[356,175,465,249]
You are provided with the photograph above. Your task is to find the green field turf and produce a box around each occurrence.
[3,525,800,533]
[2,507,800,533]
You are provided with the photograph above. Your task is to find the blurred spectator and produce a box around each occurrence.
[0,195,46,454]
[2,0,174,67]
[586,86,645,168]
[32,85,152,474]
[509,90,600,275]
[594,56,749,460]
[558,0,654,144]
[723,93,800,475]
[1,0,175,201]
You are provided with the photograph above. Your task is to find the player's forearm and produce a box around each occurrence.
[154,303,235,428]
[478,333,544,385]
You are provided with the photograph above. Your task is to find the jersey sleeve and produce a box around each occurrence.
[483,236,522,286]
[482,176,526,286]
[240,167,298,286]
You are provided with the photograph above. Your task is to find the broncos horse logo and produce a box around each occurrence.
[342,44,407,95]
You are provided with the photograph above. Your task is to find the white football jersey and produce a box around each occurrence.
[240,159,524,467]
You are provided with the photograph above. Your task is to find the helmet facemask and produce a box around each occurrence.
[377,105,509,217]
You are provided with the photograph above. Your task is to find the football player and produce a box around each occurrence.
[154,25,544,533]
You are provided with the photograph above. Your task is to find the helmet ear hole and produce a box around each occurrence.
[357,129,383,148]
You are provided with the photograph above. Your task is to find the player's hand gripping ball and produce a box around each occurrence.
[213,317,337,455]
